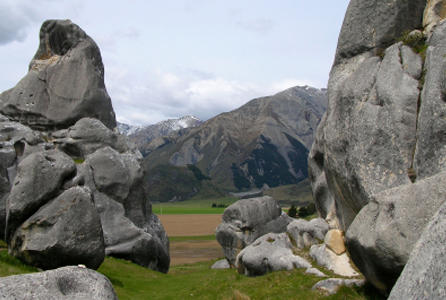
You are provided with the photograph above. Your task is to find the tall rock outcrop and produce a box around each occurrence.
[309,0,446,295]
[0,19,116,131]
[0,20,169,273]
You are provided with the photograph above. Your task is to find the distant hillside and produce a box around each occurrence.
[146,164,228,202]
[263,179,314,207]
[143,86,327,191]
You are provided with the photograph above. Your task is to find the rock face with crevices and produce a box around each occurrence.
[388,199,446,300]
[0,19,116,131]
[0,20,169,273]
[309,0,446,295]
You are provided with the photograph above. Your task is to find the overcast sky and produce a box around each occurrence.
[0,0,350,126]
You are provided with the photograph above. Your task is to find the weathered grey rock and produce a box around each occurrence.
[415,20,446,179]
[9,187,105,270]
[0,120,52,232]
[211,259,230,269]
[5,149,105,270]
[0,20,116,132]
[0,20,170,274]
[0,266,117,299]
[308,0,446,296]
[334,0,425,66]
[287,218,329,249]
[320,42,421,230]
[312,278,365,295]
[346,171,446,295]
[86,147,130,203]
[53,118,138,159]
[235,233,311,276]
[6,150,77,243]
[79,157,170,273]
[388,200,446,300]
[215,196,288,266]
[309,244,358,277]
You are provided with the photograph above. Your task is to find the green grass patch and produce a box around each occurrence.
[0,250,39,278]
[0,240,383,300]
[152,197,238,215]
[97,258,380,300]
[153,205,226,215]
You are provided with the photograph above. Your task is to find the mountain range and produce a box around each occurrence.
[140,85,327,192]
[118,115,203,152]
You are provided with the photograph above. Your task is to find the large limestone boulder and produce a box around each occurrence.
[5,150,105,270]
[309,0,427,231]
[235,233,311,276]
[388,200,446,300]
[0,20,170,273]
[0,266,118,299]
[0,20,116,131]
[345,171,446,293]
[307,0,446,295]
[80,147,170,273]
[6,150,78,242]
[0,116,53,239]
[215,196,288,266]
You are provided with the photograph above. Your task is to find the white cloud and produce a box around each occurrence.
[0,0,83,45]
[107,66,313,126]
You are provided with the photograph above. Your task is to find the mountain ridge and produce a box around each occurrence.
[143,85,327,191]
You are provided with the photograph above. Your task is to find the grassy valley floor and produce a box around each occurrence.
[0,200,385,299]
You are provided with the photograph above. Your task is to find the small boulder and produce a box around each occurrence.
[287,218,329,249]
[310,244,358,277]
[211,259,230,269]
[0,266,118,299]
[235,233,311,276]
[215,196,288,266]
[312,278,365,295]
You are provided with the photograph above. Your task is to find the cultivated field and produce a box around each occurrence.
[159,214,224,266]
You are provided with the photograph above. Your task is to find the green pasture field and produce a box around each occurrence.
[151,197,238,215]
